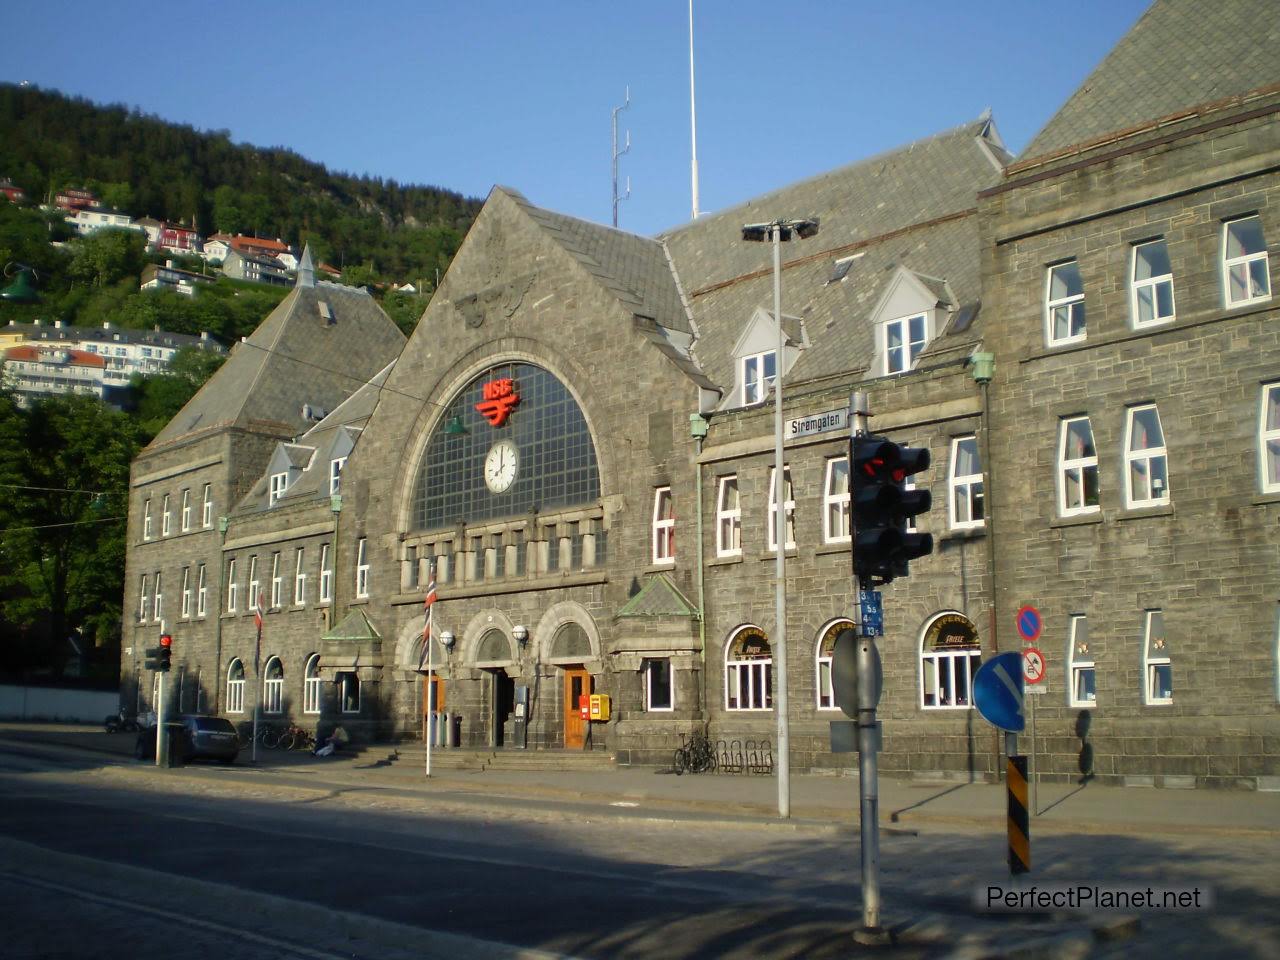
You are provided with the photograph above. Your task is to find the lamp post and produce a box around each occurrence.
[741,217,819,819]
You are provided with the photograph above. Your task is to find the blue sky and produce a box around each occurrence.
[4,1,1150,237]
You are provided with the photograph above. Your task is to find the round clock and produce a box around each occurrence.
[484,439,519,493]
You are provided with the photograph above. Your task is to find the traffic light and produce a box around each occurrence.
[851,434,934,584]
[145,634,173,672]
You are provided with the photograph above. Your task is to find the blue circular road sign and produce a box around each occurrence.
[1015,604,1042,643]
[973,652,1026,732]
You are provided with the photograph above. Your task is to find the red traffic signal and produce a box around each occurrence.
[159,633,172,648]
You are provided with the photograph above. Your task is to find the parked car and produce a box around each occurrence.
[134,715,239,764]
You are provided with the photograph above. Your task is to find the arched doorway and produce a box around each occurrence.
[476,628,516,747]
[551,622,593,749]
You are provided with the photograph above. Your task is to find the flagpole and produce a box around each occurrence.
[422,561,437,779]
[252,591,263,764]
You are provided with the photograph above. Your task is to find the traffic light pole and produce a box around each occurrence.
[155,663,168,768]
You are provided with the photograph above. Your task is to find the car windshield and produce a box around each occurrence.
[191,716,236,733]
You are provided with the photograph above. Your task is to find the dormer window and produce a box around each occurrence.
[330,457,347,496]
[881,314,929,375]
[269,472,288,505]
[742,351,776,406]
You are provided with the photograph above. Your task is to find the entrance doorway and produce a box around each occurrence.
[421,674,445,744]
[563,666,592,750]
[488,670,515,748]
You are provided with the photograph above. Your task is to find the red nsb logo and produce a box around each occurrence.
[475,378,520,426]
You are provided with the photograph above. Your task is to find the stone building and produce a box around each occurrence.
[119,0,1278,787]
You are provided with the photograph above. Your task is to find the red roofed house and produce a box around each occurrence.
[0,178,25,203]
[2,343,109,405]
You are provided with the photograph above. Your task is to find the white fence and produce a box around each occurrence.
[0,685,118,722]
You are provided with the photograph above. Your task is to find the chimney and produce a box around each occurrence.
[200,331,209,340]
[166,259,174,268]
[154,325,160,332]
[102,322,112,330]
[54,320,62,328]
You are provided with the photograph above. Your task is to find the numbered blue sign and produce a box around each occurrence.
[973,651,1026,732]
[859,591,884,637]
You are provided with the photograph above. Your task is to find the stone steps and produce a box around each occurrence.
[380,745,616,772]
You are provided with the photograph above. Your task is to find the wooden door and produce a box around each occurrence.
[421,674,444,744]
[563,666,592,750]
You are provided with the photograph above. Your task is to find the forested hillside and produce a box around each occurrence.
[0,83,482,282]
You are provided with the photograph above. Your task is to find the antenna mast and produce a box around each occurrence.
[611,87,631,228]
[689,0,701,220]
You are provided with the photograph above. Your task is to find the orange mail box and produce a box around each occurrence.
[578,694,590,720]
[588,693,611,721]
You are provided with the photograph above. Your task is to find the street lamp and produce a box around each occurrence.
[741,216,819,820]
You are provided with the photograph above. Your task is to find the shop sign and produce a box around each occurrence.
[476,378,520,426]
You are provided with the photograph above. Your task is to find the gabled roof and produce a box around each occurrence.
[322,608,381,642]
[1022,0,1280,163]
[147,276,405,450]
[616,573,699,618]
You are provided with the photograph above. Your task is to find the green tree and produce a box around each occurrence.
[98,181,134,212]
[66,228,146,288]
[129,346,226,440]
[212,185,242,234]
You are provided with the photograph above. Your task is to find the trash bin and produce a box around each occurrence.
[437,711,449,747]
[449,713,462,748]
[162,722,185,768]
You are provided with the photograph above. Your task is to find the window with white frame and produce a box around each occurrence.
[263,657,284,714]
[139,574,149,621]
[725,627,772,711]
[202,483,213,527]
[180,567,191,618]
[652,486,675,564]
[1260,383,1280,494]
[319,543,332,602]
[294,548,306,605]
[270,552,282,608]
[882,313,928,375]
[143,498,152,540]
[330,457,347,496]
[644,658,673,711]
[248,556,260,611]
[948,436,985,529]
[1142,609,1172,705]
[823,456,850,543]
[355,538,369,598]
[1131,238,1175,327]
[716,475,741,557]
[152,572,163,621]
[197,564,207,617]
[742,350,776,406]
[1059,416,1100,516]
[1223,215,1271,307]
[269,472,288,505]
[816,619,853,710]
[1068,615,1095,707]
[303,653,323,715]
[1046,260,1086,345]
[180,488,191,531]
[339,672,361,713]
[226,559,238,612]
[1124,405,1169,507]
[161,494,171,536]
[226,659,245,713]
[920,613,982,709]
[767,465,795,552]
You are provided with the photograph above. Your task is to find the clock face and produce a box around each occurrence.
[484,439,519,493]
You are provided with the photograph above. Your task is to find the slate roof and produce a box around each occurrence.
[616,573,699,618]
[147,278,405,449]
[1022,0,1280,162]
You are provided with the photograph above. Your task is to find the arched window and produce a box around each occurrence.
[476,629,514,665]
[226,659,245,714]
[815,618,853,710]
[303,653,323,715]
[263,656,284,714]
[725,626,772,711]
[550,622,591,661]
[919,612,982,709]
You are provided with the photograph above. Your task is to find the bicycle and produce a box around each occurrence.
[673,731,716,775]
[281,724,316,752]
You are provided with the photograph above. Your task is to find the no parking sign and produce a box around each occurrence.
[1015,605,1042,643]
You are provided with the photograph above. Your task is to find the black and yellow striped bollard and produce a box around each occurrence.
[1007,754,1030,875]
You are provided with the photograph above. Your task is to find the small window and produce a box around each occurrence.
[270,552,282,608]
[355,538,369,598]
[180,489,191,531]
[1131,239,1175,327]
[339,672,361,713]
[180,566,192,618]
[161,494,171,536]
[1058,416,1100,516]
[725,627,772,711]
[1142,610,1172,705]
[742,351,777,406]
[651,487,675,564]
[197,564,207,617]
[320,543,333,602]
[716,476,741,557]
[202,483,213,528]
[767,466,796,552]
[1223,216,1271,307]
[948,436,985,529]
[263,657,284,714]
[139,574,149,621]
[269,472,288,505]
[226,559,238,613]
[330,457,347,496]
[1124,405,1169,508]
[1046,261,1086,345]
[248,556,260,611]
[883,313,928,375]
[226,659,245,714]
[152,572,163,621]
[644,659,674,711]
[823,456,850,543]
[827,253,863,284]
[294,547,306,605]
[1260,384,1280,494]
[1067,615,1095,708]
[920,613,982,709]
[303,653,323,714]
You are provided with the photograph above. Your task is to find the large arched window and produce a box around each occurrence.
[263,656,284,714]
[303,653,323,715]
[725,626,772,711]
[815,618,853,710]
[919,612,982,709]
[411,362,600,530]
[226,659,245,714]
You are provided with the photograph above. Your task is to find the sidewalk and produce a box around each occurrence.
[3,722,1276,838]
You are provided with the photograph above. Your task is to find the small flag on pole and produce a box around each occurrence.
[254,590,264,674]
[418,562,437,670]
